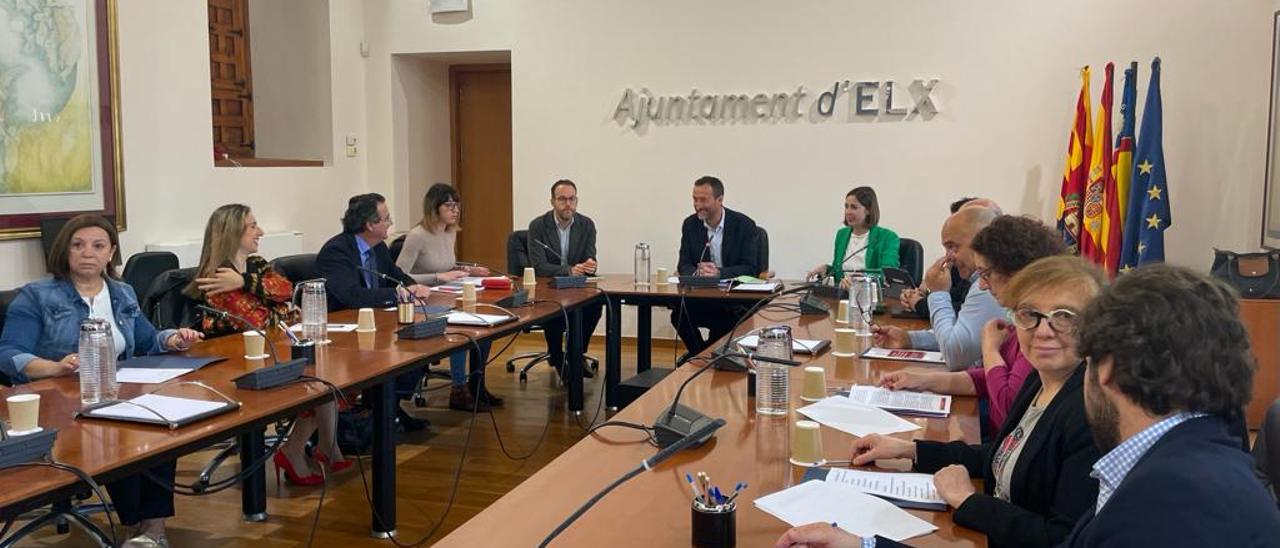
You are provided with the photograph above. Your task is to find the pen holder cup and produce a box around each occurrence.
[691,500,736,548]
[291,340,317,365]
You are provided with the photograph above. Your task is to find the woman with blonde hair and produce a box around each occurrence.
[188,204,352,486]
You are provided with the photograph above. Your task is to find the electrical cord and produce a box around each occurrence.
[0,461,119,547]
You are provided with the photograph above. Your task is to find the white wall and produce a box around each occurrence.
[364,0,1274,281]
[0,0,369,288]
[390,55,452,226]
[249,0,334,162]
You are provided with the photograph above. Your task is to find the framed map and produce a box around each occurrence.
[0,0,123,240]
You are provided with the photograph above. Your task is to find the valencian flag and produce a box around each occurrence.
[1106,62,1138,275]
[1119,58,1170,271]
[1080,63,1115,267]
[1056,67,1092,255]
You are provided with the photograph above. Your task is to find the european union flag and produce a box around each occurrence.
[1119,58,1169,271]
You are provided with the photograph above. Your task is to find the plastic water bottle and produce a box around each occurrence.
[78,319,117,405]
[850,274,879,336]
[754,325,793,416]
[634,243,651,286]
[296,279,328,343]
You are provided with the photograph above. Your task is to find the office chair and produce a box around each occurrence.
[1256,400,1280,508]
[756,225,772,279]
[898,238,925,286]
[389,234,406,263]
[141,268,200,330]
[502,230,598,382]
[122,251,178,302]
[270,253,320,286]
[0,289,17,386]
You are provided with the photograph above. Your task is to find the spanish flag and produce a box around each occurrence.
[1105,62,1138,275]
[1081,64,1114,266]
[1056,67,1092,255]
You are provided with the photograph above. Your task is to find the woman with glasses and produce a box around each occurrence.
[880,215,1065,433]
[816,255,1104,548]
[806,186,900,287]
[395,183,500,411]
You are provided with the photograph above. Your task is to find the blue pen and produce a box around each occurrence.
[685,473,704,503]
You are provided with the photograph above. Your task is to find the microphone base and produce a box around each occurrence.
[495,289,528,308]
[678,276,720,288]
[798,293,830,315]
[549,276,588,289]
[233,358,307,390]
[653,403,716,449]
[709,348,749,372]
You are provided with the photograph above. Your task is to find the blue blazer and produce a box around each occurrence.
[1061,415,1280,547]
[315,232,416,310]
[0,277,175,384]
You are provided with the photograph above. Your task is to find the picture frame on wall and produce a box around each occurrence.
[0,0,124,241]
[1264,10,1280,249]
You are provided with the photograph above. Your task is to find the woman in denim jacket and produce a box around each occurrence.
[0,215,202,548]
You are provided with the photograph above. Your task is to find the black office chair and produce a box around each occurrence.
[389,235,406,263]
[122,251,178,302]
[1256,400,1280,508]
[502,230,598,382]
[756,225,771,279]
[0,288,18,386]
[142,268,200,330]
[898,238,925,286]
[271,253,320,285]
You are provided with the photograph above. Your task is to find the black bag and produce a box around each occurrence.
[1211,249,1280,299]
[336,406,376,455]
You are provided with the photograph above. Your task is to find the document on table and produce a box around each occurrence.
[860,347,947,364]
[735,335,829,355]
[754,480,937,542]
[85,394,232,425]
[796,397,921,437]
[445,311,515,327]
[288,323,358,333]
[731,281,781,292]
[844,385,951,417]
[825,468,947,508]
[116,368,191,384]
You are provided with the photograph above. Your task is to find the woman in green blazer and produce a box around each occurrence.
[807,186,901,286]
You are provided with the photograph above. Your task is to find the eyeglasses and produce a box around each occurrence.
[1010,307,1080,334]
[554,196,578,204]
[442,202,461,212]
[975,267,997,283]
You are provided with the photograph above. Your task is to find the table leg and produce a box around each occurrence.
[637,304,653,373]
[239,428,267,522]
[567,306,585,412]
[366,382,396,538]
[605,296,623,409]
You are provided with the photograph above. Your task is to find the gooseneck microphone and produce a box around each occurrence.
[195,304,282,366]
[706,281,820,371]
[531,237,564,263]
[539,418,727,548]
[653,351,797,448]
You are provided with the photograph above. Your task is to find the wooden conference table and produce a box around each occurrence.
[441,291,987,547]
[0,278,603,539]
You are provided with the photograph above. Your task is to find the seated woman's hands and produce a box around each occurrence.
[933,464,976,508]
[879,370,937,392]
[437,269,468,283]
[850,433,916,466]
[166,328,204,351]
[25,354,80,379]
[195,267,245,296]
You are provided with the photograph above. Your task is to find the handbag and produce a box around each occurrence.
[1210,249,1280,299]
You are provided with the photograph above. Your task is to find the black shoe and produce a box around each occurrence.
[395,407,428,432]
[449,385,491,412]
[478,386,505,407]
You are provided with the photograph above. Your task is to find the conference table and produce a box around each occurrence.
[440,290,987,547]
[0,278,604,539]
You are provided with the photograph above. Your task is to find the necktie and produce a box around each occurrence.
[362,251,376,288]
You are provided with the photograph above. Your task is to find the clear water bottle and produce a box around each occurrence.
[755,325,793,416]
[78,318,117,405]
[295,279,328,343]
[849,274,879,336]
[634,243,651,286]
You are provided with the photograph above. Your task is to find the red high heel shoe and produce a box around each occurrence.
[273,451,323,486]
[313,450,354,474]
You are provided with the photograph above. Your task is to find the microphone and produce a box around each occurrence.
[195,305,281,365]
[654,351,795,448]
[356,265,408,291]
[539,418,727,548]
[705,281,821,372]
[839,243,870,270]
[531,237,565,264]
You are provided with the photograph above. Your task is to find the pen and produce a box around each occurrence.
[685,473,704,504]
[279,321,300,344]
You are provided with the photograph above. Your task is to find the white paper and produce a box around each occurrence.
[288,323,358,333]
[666,276,681,284]
[754,480,937,542]
[736,335,826,354]
[860,347,946,364]
[732,281,781,292]
[796,398,921,437]
[825,469,946,506]
[445,311,514,327]
[845,386,951,417]
[89,394,228,423]
[116,368,191,384]
[429,0,468,13]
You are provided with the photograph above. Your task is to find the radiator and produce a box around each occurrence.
[146,231,304,268]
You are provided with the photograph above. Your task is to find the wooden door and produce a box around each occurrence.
[209,0,255,158]
[451,65,512,272]
[1241,299,1280,429]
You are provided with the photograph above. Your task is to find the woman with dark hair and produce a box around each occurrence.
[807,186,900,286]
[881,215,1066,432]
[395,183,500,411]
[187,204,351,486]
[0,214,203,547]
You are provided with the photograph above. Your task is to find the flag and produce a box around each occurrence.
[1056,67,1092,255]
[1081,63,1114,267]
[1106,62,1138,275]
[1119,58,1170,271]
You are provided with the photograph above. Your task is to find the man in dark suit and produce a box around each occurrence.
[775,265,1280,548]
[671,176,760,357]
[316,193,433,431]
[527,179,604,378]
